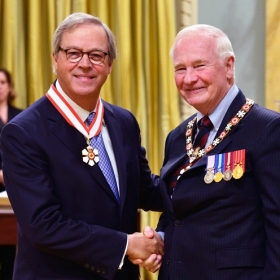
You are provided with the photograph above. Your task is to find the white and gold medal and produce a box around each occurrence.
[204,155,215,184]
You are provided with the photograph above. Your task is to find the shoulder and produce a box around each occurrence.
[234,89,280,123]
[248,103,280,124]
[103,100,135,117]
[6,96,49,127]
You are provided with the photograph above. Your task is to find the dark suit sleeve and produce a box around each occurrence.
[155,131,175,232]
[252,114,280,278]
[1,122,127,279]
[138,145,162,211]
[120,110,163,212]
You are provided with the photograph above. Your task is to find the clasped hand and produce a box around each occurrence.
[127,226,164,273]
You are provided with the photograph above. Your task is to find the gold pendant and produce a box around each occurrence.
[214,171,223,183]
[232,165,243,179]
[193,147,200,157]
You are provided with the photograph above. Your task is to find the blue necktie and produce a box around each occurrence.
[86,112,120,203]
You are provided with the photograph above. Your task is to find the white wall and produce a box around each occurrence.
[198,0,265,105]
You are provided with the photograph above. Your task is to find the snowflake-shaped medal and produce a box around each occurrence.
[237,110,246,118]
[82,146,99,166]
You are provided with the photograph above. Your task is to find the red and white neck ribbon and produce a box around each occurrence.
[46,84,104,139]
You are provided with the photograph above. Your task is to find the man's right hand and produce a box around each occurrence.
[126,226,164,260]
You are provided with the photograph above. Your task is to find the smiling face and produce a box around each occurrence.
[173,32,234,115]
[52,23,113,110]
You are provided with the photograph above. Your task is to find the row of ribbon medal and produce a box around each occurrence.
[204,149,245,184]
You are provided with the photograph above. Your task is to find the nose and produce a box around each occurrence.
[78,53,92,67]
[183,68,198,84]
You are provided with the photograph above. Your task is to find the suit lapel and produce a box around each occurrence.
[46,97,85,155]
[161,148,185,180]
[215,90,246,138]
[103,102,127,208]
[46,98,118,202]
[161,119,190,180]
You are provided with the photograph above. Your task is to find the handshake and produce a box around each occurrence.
[127,226,164,273]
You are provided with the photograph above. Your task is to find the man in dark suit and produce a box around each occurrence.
[155,24,280,279]
[0,13,163,280]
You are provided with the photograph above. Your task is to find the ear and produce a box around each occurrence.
[225,55,235,79]
[52,53,58,73]
[107,60,114,74]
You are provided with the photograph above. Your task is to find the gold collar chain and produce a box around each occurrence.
[179,98,254,177]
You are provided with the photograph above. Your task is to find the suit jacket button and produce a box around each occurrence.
[90,266,95,271]
[167,259,170,265]
[174,219,181,226]
[96,268,101,273]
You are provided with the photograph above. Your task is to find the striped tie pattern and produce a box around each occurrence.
[193,116,213,149]
[86,112,120,203]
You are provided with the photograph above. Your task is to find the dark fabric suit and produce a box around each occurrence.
[157,90,280,280]
[0,95,161,280]
[0,105,22,280]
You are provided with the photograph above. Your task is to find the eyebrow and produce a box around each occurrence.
[63,46,107,52]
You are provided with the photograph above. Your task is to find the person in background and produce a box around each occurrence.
[0,13,163,280]
[0,68,22,189]
[0,67,22,280]
[154,24,280,279]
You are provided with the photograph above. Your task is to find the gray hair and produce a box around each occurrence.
[52,12,117,64]
[170,24,235,63]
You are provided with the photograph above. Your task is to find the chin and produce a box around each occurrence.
[73,86,95,94]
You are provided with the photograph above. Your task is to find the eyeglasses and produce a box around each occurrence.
[59,47,108,65]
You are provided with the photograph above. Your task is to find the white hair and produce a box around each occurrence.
[170,24,235,63]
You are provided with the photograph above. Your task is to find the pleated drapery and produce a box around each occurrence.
[0,1,180,279]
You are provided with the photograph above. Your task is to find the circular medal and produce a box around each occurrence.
[223,169,232,181]
[232,165,244,179]
[214,171,223,183]
[204,171,214,184]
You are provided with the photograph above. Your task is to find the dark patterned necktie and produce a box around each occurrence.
[86,112,120,203]
[193,116,213,149]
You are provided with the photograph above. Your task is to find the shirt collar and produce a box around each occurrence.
[55,80,93,122]
[196,84,239,132]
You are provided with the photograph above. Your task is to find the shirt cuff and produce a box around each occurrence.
[118,235,128,269]
[157,231,165,240]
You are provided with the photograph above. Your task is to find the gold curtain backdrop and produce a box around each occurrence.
[0,0,180,279]
[266,0,280,111]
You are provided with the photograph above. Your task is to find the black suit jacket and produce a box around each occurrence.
[1,95,161,280]
[157,90,280,280]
